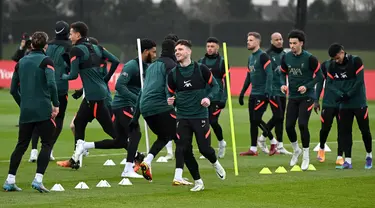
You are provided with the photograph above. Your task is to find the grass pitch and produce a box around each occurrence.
[0,89,374,208]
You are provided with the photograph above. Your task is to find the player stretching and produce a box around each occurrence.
[258,32,292,155]
[4,32,58,192]
[314,59,344,165]
[280,29,323,171]
[56,21,120,169]
[167,39,226,191]
[326,43,372,169]
[198,37,228,159]
[74,39,156,178]
[239,32,275,156]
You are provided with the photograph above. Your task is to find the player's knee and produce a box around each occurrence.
[298,123,308,132]
[210,121,220,129]
[321,124,332,132]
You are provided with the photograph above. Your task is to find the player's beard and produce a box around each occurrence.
[145,53,152,63]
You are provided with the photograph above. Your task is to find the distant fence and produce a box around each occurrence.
[6,18,375,50]
[1,60,375,100]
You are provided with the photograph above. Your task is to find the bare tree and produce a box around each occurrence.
[185,0,230,36]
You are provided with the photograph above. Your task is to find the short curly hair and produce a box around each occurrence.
[31,31,49,49]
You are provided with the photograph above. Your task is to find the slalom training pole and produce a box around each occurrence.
[223,42,238,176]
[136,38,150,153]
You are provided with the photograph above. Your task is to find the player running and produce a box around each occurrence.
[239,32,275,156]
[257,32,292,155]
[198,37,228,159]
[314,59,344,165]
[73,39,157,178]
[167,39,226,192]
[280,29,323,171]
[326,43,372,169]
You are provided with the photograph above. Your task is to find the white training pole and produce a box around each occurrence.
[136,38,150,153]
[80,88,85,167]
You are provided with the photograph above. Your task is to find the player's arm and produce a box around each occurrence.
[279,55,288,86]
[101,47,120,83]
[221,60,230,103]
[326,71,344,97]
[62,44,71,73]
[346,57,364,97]
[62,47,84,80]
[41,57,59,107]
[167,68,177,97]
[201,64,219,101]
[304,55,323,89]
[131,90,142,123]
[240,69,251,97]
[10,63,21,106]
[115,64,138,101]
[315,62,327,101]
[260,53,273,95]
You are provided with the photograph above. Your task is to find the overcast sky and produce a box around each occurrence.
[152,0,317,6]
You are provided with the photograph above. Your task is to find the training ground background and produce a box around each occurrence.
[0,45,374,207]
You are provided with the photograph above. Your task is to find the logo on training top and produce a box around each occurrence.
[272,57,276,62]
[121,72,128,77]
[334,72,348,79]
[288,65,303,76]
[184,80,192,87]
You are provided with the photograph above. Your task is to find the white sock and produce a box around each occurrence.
[366,152,372,158]
[270,138,278,145]
[195,179,203,184]
[35,173,43,183]
[278,142,283,148]
[166,141,173,154]
[144,154,154,165]
[291,142,300,151]
[345,158,352,164]
[337,156,343,160]
[219,140,226,147]
[125,162,134,172]
[83,142,95,150]
[174,168,183,180]
[213,160,220,166]
[303,148,309,158]
[6,174,15,184]
[259,135,266,141]
[250,146,257,152]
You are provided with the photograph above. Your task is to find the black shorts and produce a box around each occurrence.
[145,110,177,138]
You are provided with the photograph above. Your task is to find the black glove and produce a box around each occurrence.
[313,101,320,114]
[336,93,350,102]
[239,94,244,106]
[72,89,84,100]
[217,101,226,109]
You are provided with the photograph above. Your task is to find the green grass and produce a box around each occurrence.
[0,89,374,207]
[4,43,375,68]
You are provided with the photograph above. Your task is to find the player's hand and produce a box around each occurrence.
[239,94,244,106]
[52,107,59,119]
[20,40,26,49]
[336,93,350,102]
[201,98,211,107]
[72,89,84,99]
[281,85,288,94]
[167,97,175,105]
[313,101,320,114]
[217,101,226,109]
[298,86,307,94]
